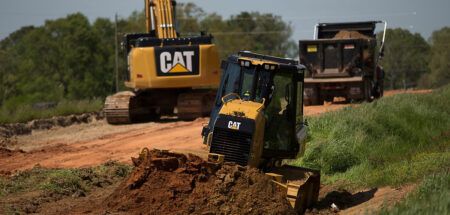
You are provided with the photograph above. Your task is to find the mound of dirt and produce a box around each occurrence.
[101,149,295,215]
[333,30,370,40]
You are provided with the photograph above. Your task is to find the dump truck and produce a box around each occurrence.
[299,21,387,105]
[202,51,320,214]
[104,0,220,123]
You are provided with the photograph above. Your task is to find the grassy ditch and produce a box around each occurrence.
[0,161,131,213]
[0,99,103,124]
[379,170,449,215]
[293,85,450,189]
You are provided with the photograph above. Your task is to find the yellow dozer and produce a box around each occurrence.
[202,51,320,214]
[104,0,220,124]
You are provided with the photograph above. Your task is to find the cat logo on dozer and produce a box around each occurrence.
[155,46,200,76]
[228,121,241,130]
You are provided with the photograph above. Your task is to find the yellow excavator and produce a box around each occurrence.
[104,0,220,124]
[202,51,320,214]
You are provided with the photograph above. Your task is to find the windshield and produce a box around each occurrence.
[264,73,295,151]
[255,70,272,103]
[240,67,256,100]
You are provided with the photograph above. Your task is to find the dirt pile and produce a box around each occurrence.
[100,149,295,215]
[333,30,371,40]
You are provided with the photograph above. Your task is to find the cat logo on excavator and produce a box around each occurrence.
[155,46,200,76]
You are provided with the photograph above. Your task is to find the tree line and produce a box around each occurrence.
[380,28,450,90]
[0,3,295,111]
[0,3,449,111]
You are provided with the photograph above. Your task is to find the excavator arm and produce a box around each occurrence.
[145,0,178,39]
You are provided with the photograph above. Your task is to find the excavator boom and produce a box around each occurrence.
[145,0,177,38]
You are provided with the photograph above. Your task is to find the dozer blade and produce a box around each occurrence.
[104,91,135,124]
[266,165,320,214]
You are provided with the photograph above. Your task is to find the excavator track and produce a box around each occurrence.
[177,91,215,120]
[104,91,136,124]
[104,90,215,124]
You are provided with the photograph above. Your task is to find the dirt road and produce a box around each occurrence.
[0,89,430,214]
[0,89,431,172]
[0,104,347,172]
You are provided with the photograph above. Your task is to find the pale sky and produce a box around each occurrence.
[1,0,449,41]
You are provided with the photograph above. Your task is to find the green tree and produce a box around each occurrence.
[0,3,296,111]
[419,27,450,88]
[380,28,430,89]
[200,11,295,59]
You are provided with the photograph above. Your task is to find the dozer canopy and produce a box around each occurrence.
[202,51,308,165]
[203,52,320,214]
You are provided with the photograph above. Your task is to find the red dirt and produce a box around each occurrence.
[0,89,429,214]
[0,89,431,173]
[39,149,295,215]
[304,185,415,214]
[333,30,371,40]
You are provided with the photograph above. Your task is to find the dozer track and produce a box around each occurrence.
[177,91,215,120]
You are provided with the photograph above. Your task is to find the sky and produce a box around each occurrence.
[1,0,449,41]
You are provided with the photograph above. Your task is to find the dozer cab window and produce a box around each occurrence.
[296,81,304,128]
[240,67,256,100]
[205,61,241,136]
[215,62,241,106]
[264,73,296,152]
[255,70,272,103]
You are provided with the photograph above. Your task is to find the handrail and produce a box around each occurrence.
[221,93,241,104]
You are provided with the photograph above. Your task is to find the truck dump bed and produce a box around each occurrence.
[300,21,386,105]
[299,38,375,79]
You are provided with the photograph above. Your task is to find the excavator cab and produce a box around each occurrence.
[202,51,320,214]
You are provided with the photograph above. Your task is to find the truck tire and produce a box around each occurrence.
[364,79,374,102]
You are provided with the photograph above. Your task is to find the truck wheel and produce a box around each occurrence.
[304,100,312,106]
[364,79,374,102]
[317,97,325,105]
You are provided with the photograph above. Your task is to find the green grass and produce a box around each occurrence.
[292,85,450,189]
[0,161,131,197]
[378,171,450,215]
[0,99,103,124]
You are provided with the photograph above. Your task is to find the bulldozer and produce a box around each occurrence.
[201,51,320,214]
[104,0,220,124]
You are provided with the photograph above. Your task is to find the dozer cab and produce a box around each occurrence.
[104,0,220,124]
[202,51,320,214]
